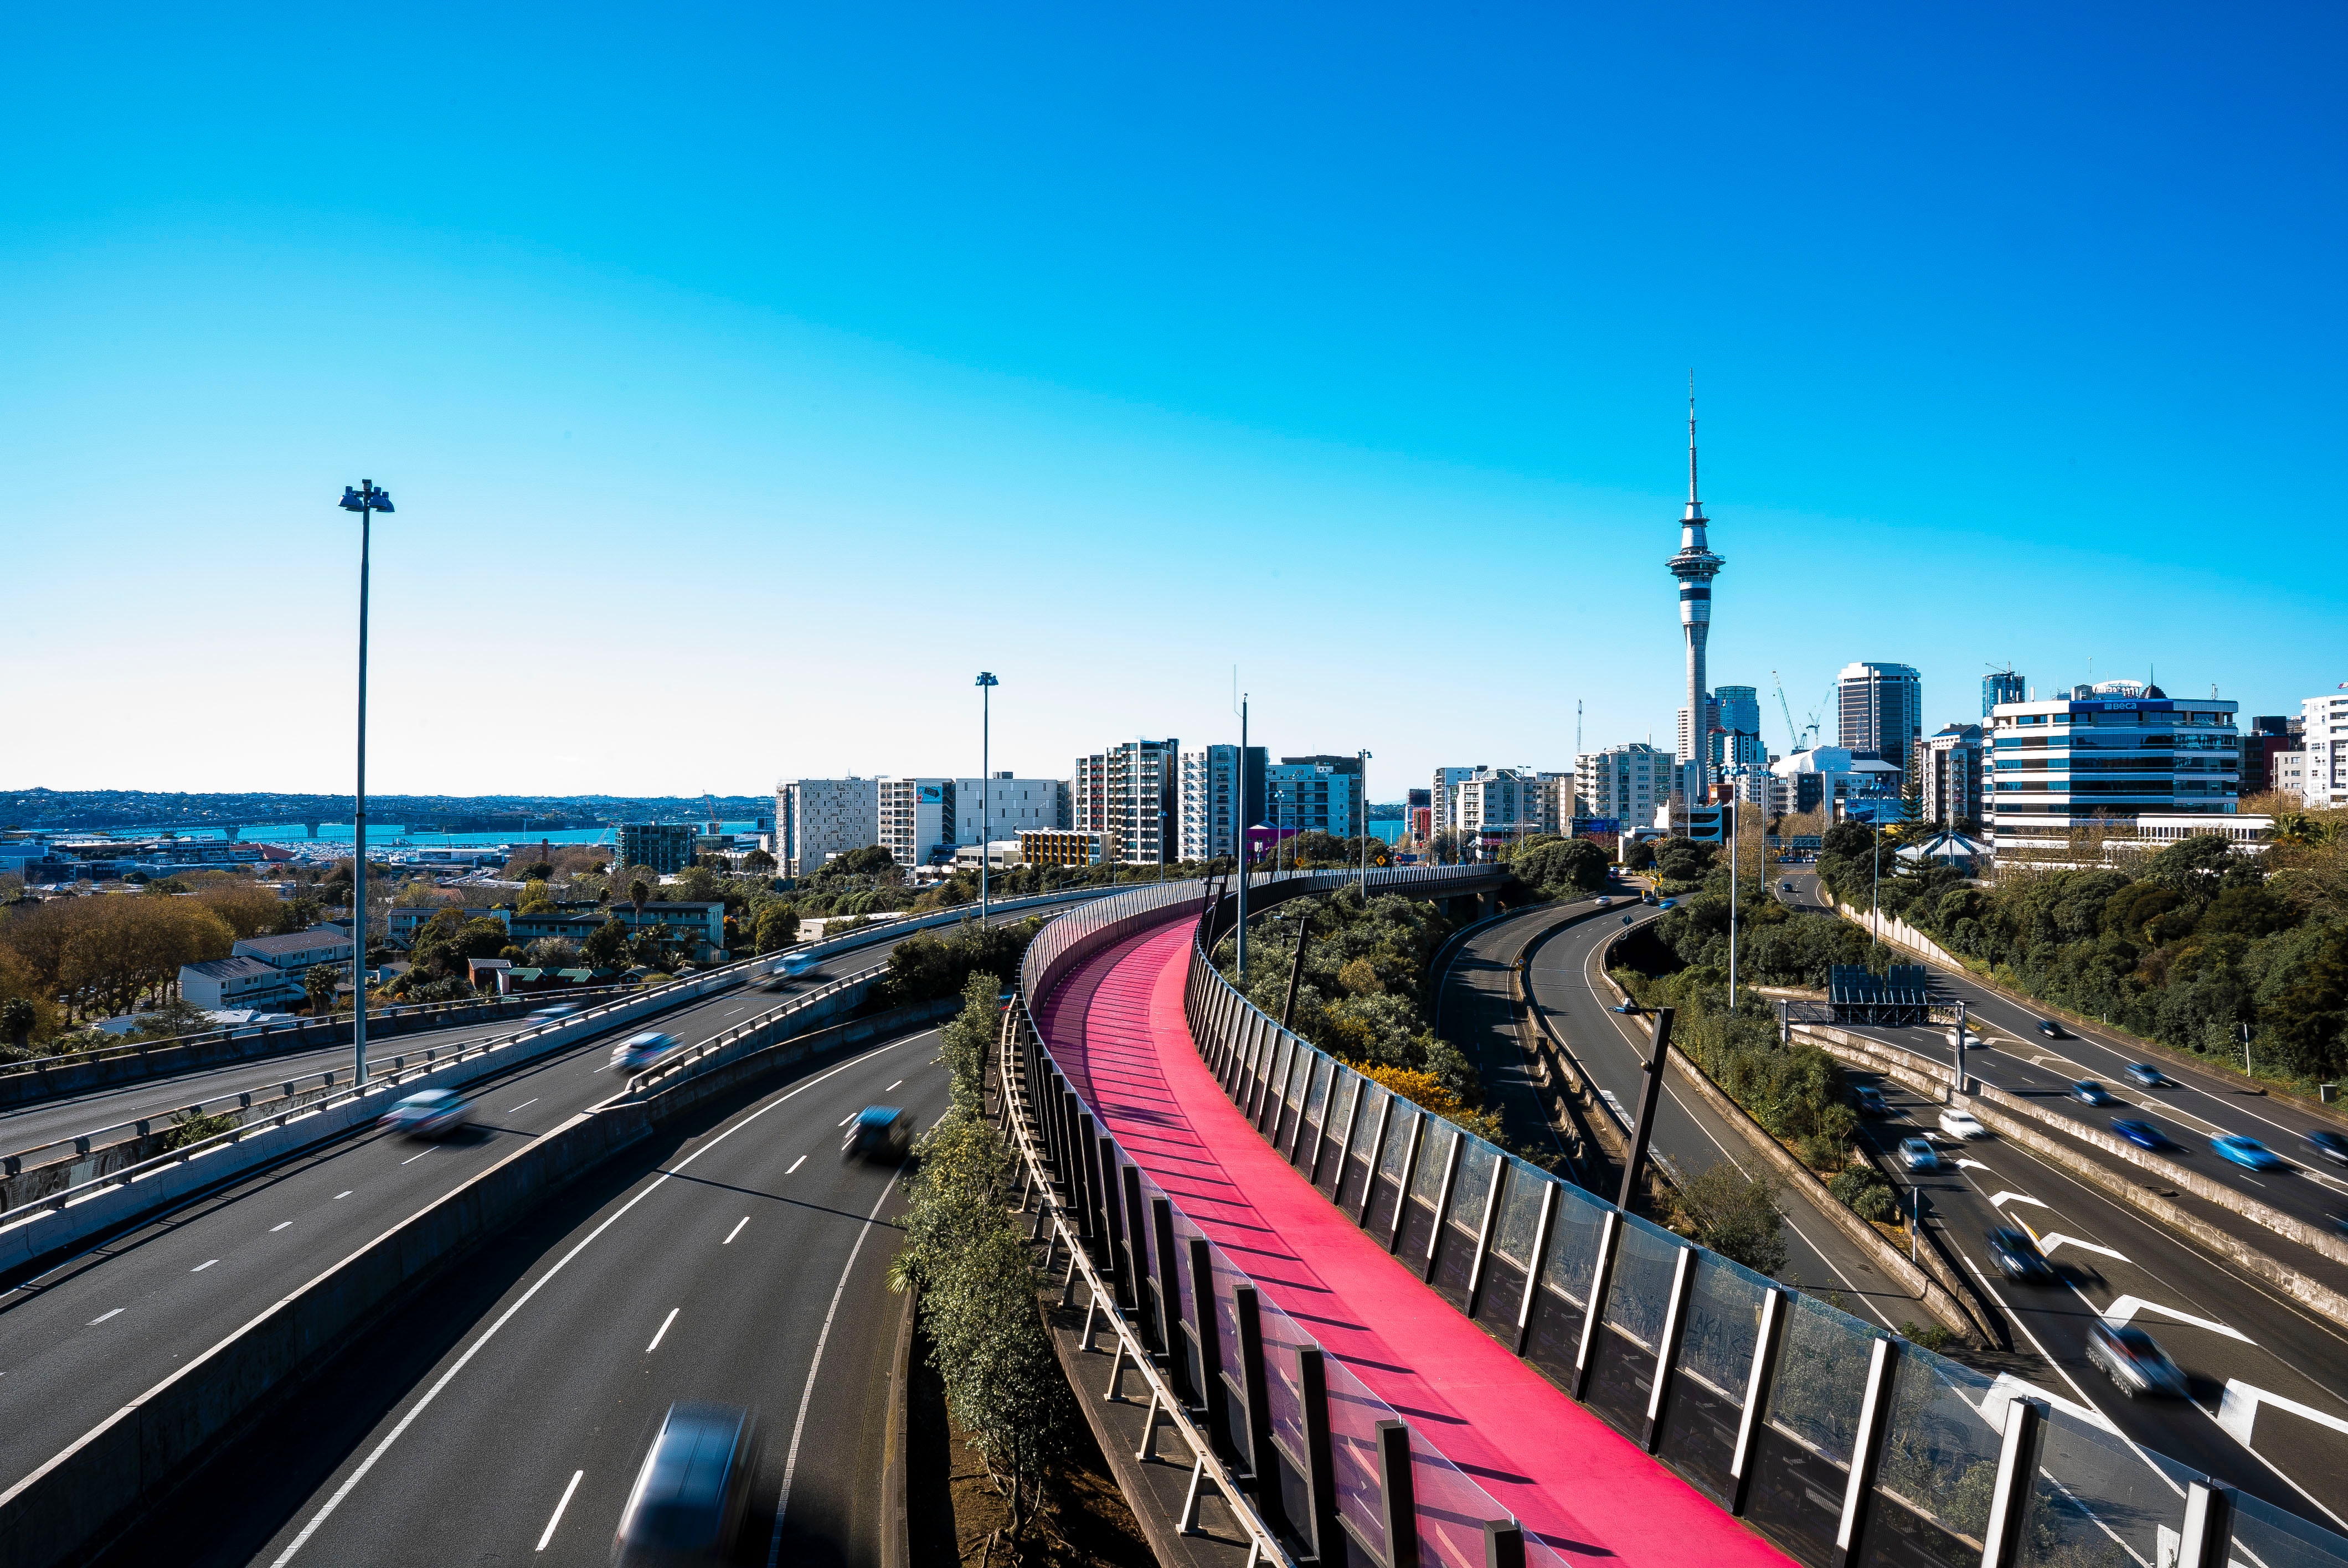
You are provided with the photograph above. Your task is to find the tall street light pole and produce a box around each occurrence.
[338,481,393,1085]
[976,672,998,922]
[1357,749,1372,893]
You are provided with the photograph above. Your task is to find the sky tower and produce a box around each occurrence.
[1667,374,1724,798]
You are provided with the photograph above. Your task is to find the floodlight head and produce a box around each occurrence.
[339,486,365,512]
[975,672,998,688]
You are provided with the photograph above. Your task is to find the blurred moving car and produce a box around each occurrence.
[2211,1135,2287,1171]
[2306,1129,2348,1167]
[379,1088,470,1139]
[2123,1062,2171,1089]
[1611,1000,1641,1015]
[1985,1226,2056,1284]
[2036,1019,2066,1039]
[2069,1081,2113,1106]
[2110,1118,2170,1150]
[1898,1137,1939,1171]
[1938,1108,1989,1141]
[1659,898,1676,910]
[756,951,825,991]
[2086,1321,2187,1399]
[1595,896,1612,908]
[523,1002,583,1025]
[1852,1086,1889,1118]
[614,1402,765,1566]
[843,1105,913,1162]
[612,1031,683,1073]
[1781,879,1795,893]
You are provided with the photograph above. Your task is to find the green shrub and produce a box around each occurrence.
[1829,1166,1899,1224]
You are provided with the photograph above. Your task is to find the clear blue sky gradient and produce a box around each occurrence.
[4,5,2342,800]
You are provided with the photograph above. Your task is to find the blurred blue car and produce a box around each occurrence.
[2123,1062,2171,1089]
[2111,1118,2169,1151]
[2211,1136,2287,1172]
[1898,1137,1940,1171]
[2071,1081,2113,1106]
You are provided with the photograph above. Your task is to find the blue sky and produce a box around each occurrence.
[4,4,2341,801]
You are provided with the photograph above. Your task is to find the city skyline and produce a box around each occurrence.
[3,7,2341,797]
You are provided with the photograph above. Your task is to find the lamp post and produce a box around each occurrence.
[975,673,997,922]
[337,480,393,1085]
[1357,749,1372,893]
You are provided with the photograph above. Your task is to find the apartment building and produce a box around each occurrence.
[1179,745,1265,862]
[1575,744,1669,826]
[777,777,881,877]
[2301,692,2348,807]
[1074,739,1181,865]
[1914,724,1985,827]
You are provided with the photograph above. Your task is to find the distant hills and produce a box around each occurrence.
[1,789,774,833]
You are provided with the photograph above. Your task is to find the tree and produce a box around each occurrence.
[304,963,341,1015]
[524,937,582,969]
[1624,838,1659,872]
[0,997,33,1051]
[517,880,557,914]
[629,879,650,921]
[1674,1162,1787,1276]
[583,917,629,970]
[754,902,801,953]
[1512,837,1608,899]
[742,848,777,873]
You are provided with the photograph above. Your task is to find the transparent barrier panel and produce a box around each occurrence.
[1860,1348,2001,1568]
[1410,1431,1526,1568]
[1371,1106,1422,1245]
[1316,1071,1362,1198]
[1587,1214,1682,1436]
[2226,1488,2348,1568]
[1430,1138,1501,1310]
[1322,1357,1390,1562]
[2019,1404,2191,1568]
[1276,1040,1313,1151]
[1472,1162,1549,1337]
[1170,1209,1209,1398]
[1258,1296,1312,1474]
[1296,1053,1333,1168]
[1745,1293,1876,1567]
[1523,1183,1611,1388]
[1338,1087,1387,1214]
[1208,1245,1250,1461]
[1655,1250,1768,1504]
[1394,1125,1455,1265]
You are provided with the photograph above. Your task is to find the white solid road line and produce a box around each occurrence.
[271,1221,292,1232]
[723,1217,749,1245]
[534,1469,584,1553]
[401,1149,433,1165]
[645,1308,680,1353]
[786,1155,807,1175]
[837,1113,856,1128]
[334,1191,352,1200]
[87,1309,123,1325]
[266,1046,889,1567]
[508,1099,539,1113]
[768,1167,904,1567]
[192,1260,219,1272]
[885,1080,903,1092]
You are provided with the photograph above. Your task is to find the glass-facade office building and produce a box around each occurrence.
[1985,683,2238,856]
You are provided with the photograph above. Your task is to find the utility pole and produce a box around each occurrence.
[1236,695,1250,983]
[337,481,392,1085]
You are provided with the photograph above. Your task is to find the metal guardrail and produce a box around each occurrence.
[620,961,892,1096]
[995,996,1294,1568]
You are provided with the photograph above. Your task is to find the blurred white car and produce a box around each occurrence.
[380,1088,470,1139]
[1938,1108,1989,1141]
[612,1031,682,1072]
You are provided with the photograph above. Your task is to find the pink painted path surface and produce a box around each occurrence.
[1037,919,1789,1567]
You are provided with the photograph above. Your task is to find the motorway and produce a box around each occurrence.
[1779,869,2348,1266]
[1459,895,1949,1336]
[92,1021,946,1568]
[0,912,1027,1515]
[1770,869,2348,1531]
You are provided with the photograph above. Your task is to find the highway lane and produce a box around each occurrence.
[1508,898,1937,1335]
[90,1023,946,1568]
[1847,1061,2348,1535]
[1778,869,2348,1260]
[0,912,1030,1503]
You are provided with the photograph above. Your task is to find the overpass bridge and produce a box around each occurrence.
[1005,872,2348,1568]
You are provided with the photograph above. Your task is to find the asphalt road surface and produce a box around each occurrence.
[91,1021,948,1568]
[0,911,1036,1507]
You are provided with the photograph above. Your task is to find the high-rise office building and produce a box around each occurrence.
[2240,716,2303,798]
[1179,745,1265,862]
[1666,385,1726,798]
[1074,739,1180,865]
[776,777,880,877]
[1984,682,2239,854]
[949,776,1068,848]
[1710,685,1767,768]
[1983,668,2025,718]
[1839,662,1924,774]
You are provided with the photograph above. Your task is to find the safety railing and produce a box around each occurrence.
[621,960,892,1096]
[1171,895,2348,1568]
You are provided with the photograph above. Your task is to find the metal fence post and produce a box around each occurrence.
[1298,1346,1340,1565]
[1484,1521,1527,1568]
[1729,1289,1790,1516]
[1422,1128,1465,1282]
[1190,1237,1229,1445]
[1096,1133,1130,1303]
[1832,1336,1901,1568]
[1618,1007,1675,1211]
[1233,1283,1274,1505]
[1462,1157,1508,1318]
[2177,1481,2232,1568]
[1254,1035,1290,1131]
[1979,1396,2043,1568]
[1571,1209,1623,1400]
[1376,1419,1419,1568]
[1151,1197,1184,1389]
[1643,1245,1697,1452]
[1384,1111,1429,1252]
[1120,1162,1152,1328]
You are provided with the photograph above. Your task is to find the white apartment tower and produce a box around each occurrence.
[776,777,881,877]
[2301,692,2348,807]
[1074,739,1180,865]
[1576,744,1669,824]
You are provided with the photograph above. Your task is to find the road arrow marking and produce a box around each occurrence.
[2038,1234,2129,1263]
[1989,1190,2049,1209]
[2098,1295,2252,1343]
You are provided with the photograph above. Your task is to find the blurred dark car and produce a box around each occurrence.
[1985,1226,2056,1284]
[379,1088,469,1139]
[524,1002,583,1025]
[1852,1086,1889,1118]
[2123,1062,2171,1089]
[612,1031,682,1073]
[2086,1321,2187,1399]
[2070,1081,2113,1106]
[614,1402,764,1565]
[843,1106,913,1162]
[2036,1019,2065,1039]
[2110,1118,2169,1151]
[2306,1130,2348,1167]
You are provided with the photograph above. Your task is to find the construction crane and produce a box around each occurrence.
[1771,671,1800,752]
[703,792,720,834]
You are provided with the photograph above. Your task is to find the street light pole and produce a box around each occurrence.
[976,672,998,922]
[338,481,393,1086]
[1358,749,1372,894]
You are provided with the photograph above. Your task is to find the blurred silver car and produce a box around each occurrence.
[614,1402,764,1565]
[612,1031,682,1072]
[379,1088,470,1139]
